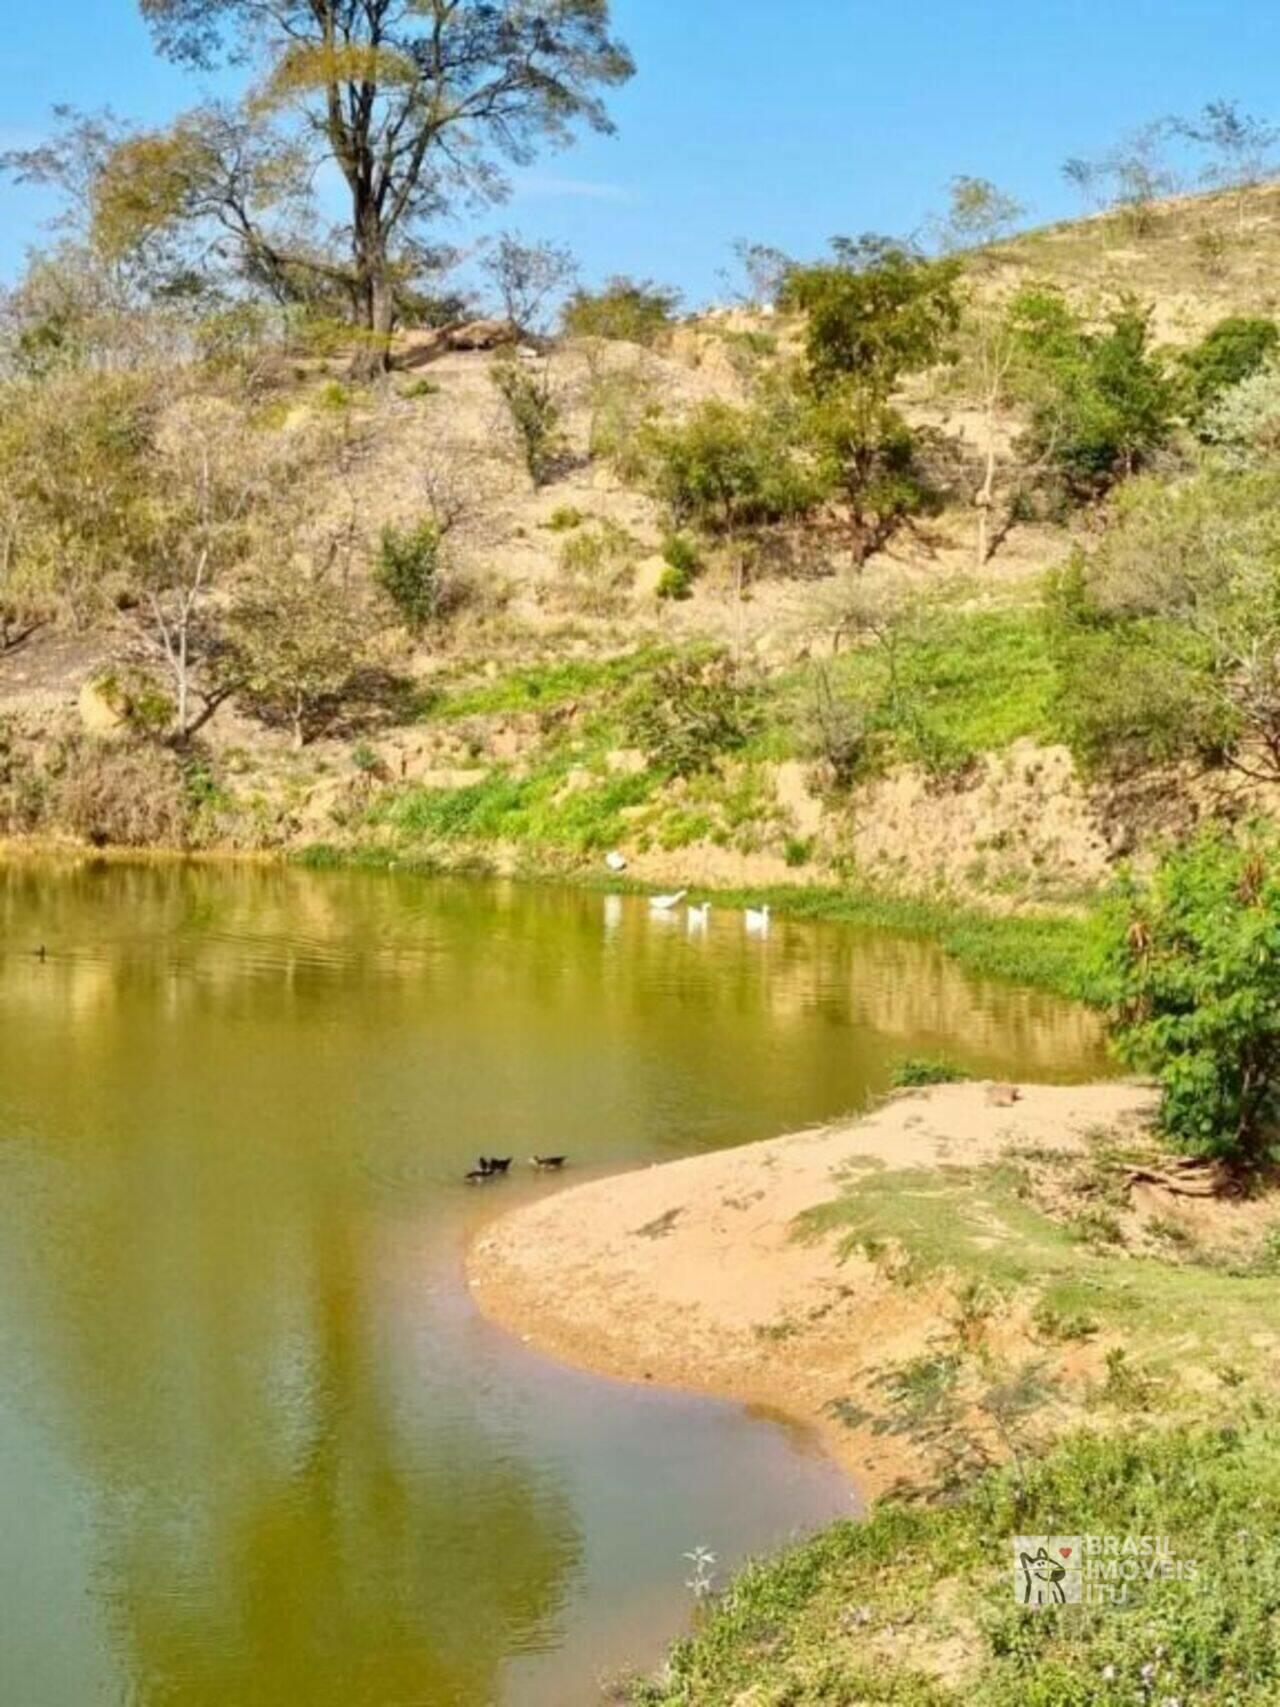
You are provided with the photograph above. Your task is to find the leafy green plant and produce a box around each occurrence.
[1097,829,1280,1168]
[375,519,444,636]
[890,1056,970,1088]
[1008,287,1175,500]
[1182,315,1279,422]
[543,505,586,532]
[624,652,760,777]
[642,397,823,536]
[656,532,702,600]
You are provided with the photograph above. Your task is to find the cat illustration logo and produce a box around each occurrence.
[1013,1537,1081,1606]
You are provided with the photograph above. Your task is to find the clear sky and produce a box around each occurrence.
[4,1,1280,302]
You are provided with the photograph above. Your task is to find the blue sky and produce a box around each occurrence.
[4,1,1280,303]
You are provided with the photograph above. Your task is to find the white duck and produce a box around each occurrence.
[687,902,711,930]
[648,888,687,912]
[744,903,771,933]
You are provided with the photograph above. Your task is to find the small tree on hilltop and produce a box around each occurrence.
[481,233,577,338]
[1174,99,1280,235]
[562,276,681,345]
[1098,832,1280,1169]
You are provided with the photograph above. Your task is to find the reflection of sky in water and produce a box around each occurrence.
[0,864,1108,1705]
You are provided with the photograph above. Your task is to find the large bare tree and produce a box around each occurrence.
[136,0,633,365]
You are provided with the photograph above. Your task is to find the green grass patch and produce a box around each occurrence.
[375,765,655,854]
[422,650,667,723]
[633,1419,1280,1704]
[796,1159,1279,1374]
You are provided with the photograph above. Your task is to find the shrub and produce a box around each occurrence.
[624,653,760,777]
[552,520,637,617]
[563,276,681,345]
[543,505,585,532]
[643,398,823,536]
[890,1056,970,1087]
[656,532,701,600]
[1044,471,1280,778]
[796,663,874,788]
[231,564,375,747]
[1203,359,1280,464]
[56,738,191,848]
[1096,830,1280,1168]
[490,356,564,486]
[375,520,444,636]
[1182,316,1279,422]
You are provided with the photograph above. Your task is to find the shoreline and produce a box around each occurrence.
[2,836,1103,1002]
[466,1079,1157,1498]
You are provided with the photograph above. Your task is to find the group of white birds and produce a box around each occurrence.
[603,852,770,933]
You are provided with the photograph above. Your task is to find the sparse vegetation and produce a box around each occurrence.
[563,276,681,344]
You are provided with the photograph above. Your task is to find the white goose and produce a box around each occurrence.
[687,901,711,930]
[744,903,771,934]
[604,850,628,872]
[648,889,687,913]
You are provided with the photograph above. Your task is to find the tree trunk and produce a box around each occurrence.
[351,228,395,378]
[176,620,190,741]
[975,388,1000,569]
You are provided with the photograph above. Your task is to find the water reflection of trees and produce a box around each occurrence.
[0,1110,579,1706]
[0,863,1106,1082]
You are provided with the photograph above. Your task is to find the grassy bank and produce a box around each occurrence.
[632,1419,1280,1705]
[295,841,1104,1004]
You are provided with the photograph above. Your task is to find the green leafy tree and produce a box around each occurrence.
[1181,316,1279,423]
[230,560,372,747]
[1009,288,1174,499]
[782,236,961,397]
[121,0,632,365]
[1045,469,1280,777]
[1098,831,1280,1166]
[780,236,960,561]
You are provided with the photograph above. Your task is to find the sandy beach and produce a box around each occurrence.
[468,1080,1158,1496]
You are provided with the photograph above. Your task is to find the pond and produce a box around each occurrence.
[0,862,1109,1705]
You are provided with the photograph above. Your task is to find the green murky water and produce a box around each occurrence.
[0,863,1108,1705]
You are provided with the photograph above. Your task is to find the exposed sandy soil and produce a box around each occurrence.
[467,1080,1158,1498]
